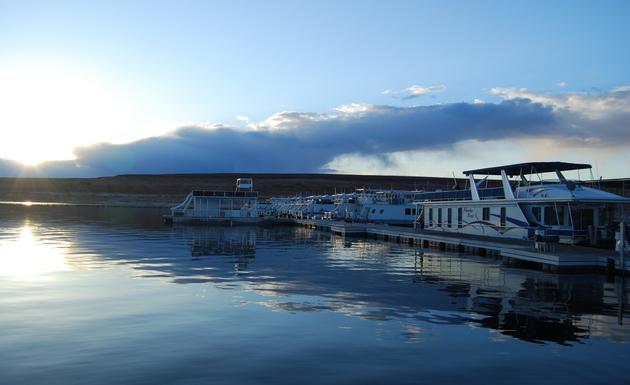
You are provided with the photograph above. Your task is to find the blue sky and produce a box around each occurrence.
[0,0,629,177]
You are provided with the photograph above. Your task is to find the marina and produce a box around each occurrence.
[167,162,630,273]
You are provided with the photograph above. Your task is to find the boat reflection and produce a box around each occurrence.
[187,225,256,271]
[133,225,626,344]
[4,217,625,345]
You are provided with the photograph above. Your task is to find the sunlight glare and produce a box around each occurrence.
[0,224,71,281]
[0,62,172,166]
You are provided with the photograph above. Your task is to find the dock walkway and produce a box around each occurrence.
[280,218,627,272]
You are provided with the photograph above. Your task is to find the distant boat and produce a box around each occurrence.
[164,178,269,225]
[271,189,418,225]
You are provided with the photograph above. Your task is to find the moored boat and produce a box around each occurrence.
[415,162,630,245]
[164,178,269,225]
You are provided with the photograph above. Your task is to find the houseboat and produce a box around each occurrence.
[165,178,267,224]
[353,189,418,225]
[273,189,418,225]
[416,162,630,245]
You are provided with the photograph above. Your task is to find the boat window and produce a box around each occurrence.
[447,208,452,228]
[412,208,416,215]
[571,207,594,230]
[458,208,463,228]
[371,209,375,214]
[482,207,490,221]
[379,209,384,214]
[544,206,558,225]
[429,208,433,225]
[557,205,565,226]
[438,208,442,227]
[405,208,411,215]
[500,207,506,227]
[532,207,541,222]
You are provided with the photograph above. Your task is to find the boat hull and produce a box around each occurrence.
[164,215,273,226]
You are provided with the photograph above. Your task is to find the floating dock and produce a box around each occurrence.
[280,218,628,273]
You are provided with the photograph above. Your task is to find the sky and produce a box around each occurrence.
[0,0,629,178]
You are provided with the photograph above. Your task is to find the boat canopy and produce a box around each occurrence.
[463,162,592,177]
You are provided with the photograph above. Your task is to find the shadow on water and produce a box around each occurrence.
[1,204,628,346]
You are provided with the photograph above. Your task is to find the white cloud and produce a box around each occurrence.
[383,84,446,100]
[235,115,250,123]
[490,86,630,119]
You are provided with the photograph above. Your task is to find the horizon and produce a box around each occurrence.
[1,1,629,178]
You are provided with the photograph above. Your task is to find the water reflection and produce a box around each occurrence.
[0,206,628,346]
[71,222,628,345]
[0,222,71,281]
[188,226,256,257]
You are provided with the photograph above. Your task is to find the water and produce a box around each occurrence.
[0,205,628,385]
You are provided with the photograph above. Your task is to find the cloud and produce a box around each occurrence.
[490,86,630,119]
[490,86,630,148]
[612,85,630,93]
[1,86,629,177]
[383,84,446,100]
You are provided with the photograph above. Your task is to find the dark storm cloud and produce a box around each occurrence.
[70,99,555,175]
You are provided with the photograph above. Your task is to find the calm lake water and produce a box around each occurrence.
[0,205,628,385]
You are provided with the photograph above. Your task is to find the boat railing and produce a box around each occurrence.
[192,190,258,198]
[414,187,505,202]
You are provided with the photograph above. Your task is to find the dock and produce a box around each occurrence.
[279,218,628,273]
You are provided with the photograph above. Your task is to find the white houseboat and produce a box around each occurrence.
[353,189,418,225]
[273,189,418,225]
[416,162,630,245]
[166,178,267,224]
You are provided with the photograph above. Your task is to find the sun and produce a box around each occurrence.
[0,66,97,164]
[17,155,51,167]
[0,62,168,167]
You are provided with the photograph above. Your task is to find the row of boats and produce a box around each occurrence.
[166,162,630,247]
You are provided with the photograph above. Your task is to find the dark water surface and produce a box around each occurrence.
[0,205,628,385]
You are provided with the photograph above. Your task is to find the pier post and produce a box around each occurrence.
[620,202,627,273]
[621,221,625,272]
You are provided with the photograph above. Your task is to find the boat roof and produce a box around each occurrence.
[463,162,592,176]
